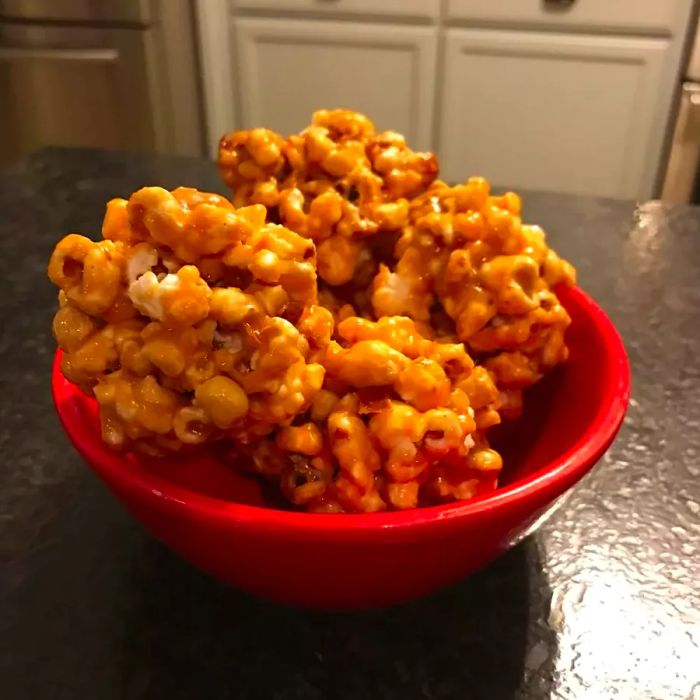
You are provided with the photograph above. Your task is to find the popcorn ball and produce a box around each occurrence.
[372,177,576,417]
[49,186,327,455]
[219,109,438,287]
[239,315,502,513]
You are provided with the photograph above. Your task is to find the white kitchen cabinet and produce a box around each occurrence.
[198,0,689,198]
[231,18,437,150]
[438,29,673,198]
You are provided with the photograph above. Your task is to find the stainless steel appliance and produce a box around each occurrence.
[0,0,203,166]
[662,13,700,203]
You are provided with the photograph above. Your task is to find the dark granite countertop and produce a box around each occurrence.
[1,148,698,700]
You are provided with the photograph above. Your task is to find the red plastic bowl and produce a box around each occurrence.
[52,285,630,609]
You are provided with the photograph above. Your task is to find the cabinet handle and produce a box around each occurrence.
[543,0,577,9]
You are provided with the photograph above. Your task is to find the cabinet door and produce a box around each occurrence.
[233,18,437,150]
[438,29,672,199]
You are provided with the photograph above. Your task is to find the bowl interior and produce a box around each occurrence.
[53,285,628,513]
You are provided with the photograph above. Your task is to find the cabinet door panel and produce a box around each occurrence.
[439,29,670,198]
[235,18,437,149]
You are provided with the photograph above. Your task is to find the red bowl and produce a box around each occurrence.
[52,285,630,609]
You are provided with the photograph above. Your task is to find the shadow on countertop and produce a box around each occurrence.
[1,464,557,700]
[122,537,556,700]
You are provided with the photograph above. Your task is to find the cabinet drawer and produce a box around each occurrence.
[446,0,692,35]
[232,0,440,22]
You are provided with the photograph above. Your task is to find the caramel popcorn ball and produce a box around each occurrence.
[241,315,502,512]
[219,109,438,287]
[372,177,576,416]
[50,110,577,514]
[49,186,327,454]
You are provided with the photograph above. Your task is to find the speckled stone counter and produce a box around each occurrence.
[1,148,698,700]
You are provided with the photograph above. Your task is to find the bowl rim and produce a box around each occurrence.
[52,285,630,538]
